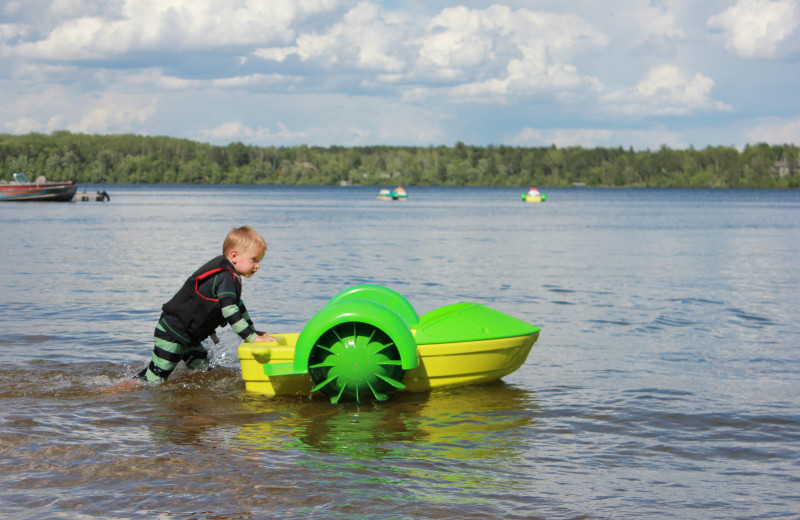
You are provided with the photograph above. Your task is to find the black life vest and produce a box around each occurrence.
[162,255,242,341]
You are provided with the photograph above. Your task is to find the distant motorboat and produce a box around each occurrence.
[0,172,78,202]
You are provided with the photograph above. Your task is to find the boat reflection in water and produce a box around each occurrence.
[235,383,539,462]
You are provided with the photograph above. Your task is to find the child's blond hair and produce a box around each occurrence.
[223,226,267,256]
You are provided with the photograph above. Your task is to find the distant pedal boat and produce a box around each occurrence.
[377,185,408,200]
[521,186,547,202]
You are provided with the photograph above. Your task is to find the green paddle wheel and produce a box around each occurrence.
[294,285,420,404]
[307,322,405,402]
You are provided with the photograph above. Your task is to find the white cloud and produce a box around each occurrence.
[618,0,687,56]
[513,127,614,147]
[7,0,349,60]
[0,22,27,41]
[511,125,686,150]
[67,93,158,133]
[623,0,685,38]
[0,1,797,149]
[256,3,608,100]
[707,0,800,58]
[3,112,68,134]
[124,68,302,91]
[746,115,800,144]
[254,47,298,62]
[201,121,255,140]
[4,117,42,134]
[3,1,23,16]
[417,6,502,71]
[255,1,408,72]
[199,121,312,143]
[604,64,732,115]
[416,5,607,91]
[195,92,446,146]
[1,84,159,134]
[254,122,311,142]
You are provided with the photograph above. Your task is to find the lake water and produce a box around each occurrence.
[1,185,799,519]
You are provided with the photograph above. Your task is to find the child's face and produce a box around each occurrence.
[229,245,265,278]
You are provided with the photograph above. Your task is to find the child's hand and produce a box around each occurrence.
[254,334,278,342]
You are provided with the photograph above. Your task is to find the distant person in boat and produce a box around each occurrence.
[132,225,277,384]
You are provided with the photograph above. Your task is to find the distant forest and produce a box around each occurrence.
[1,131,798,188]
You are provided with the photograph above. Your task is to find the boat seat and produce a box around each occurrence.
[35,175,47,185]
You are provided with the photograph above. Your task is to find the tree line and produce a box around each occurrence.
[1,131,798,188]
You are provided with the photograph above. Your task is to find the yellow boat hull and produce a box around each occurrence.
[238,330,539,397]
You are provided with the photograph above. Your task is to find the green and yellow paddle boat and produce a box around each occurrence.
[238,285,540,403]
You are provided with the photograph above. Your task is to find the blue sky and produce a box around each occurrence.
[1,0,799,150]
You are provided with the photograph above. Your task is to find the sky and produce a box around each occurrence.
[1,0,799,150]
